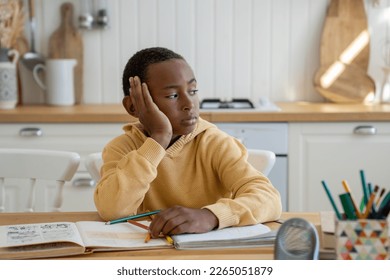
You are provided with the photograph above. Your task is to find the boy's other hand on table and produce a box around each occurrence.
[149,206,219,238]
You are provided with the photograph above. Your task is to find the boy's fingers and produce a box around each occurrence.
[149,209,179,237]
[130,76,146,109]
[141,83,155,108]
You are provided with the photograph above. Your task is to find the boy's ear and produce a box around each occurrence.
[122,96,138,117]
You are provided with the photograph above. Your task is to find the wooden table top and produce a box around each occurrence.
[0,211,320,260]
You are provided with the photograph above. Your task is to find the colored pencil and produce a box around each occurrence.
[321,180,342,220]
[127,220,149,231]
[362,185,379,218]
[128,216,173,245]
[375,188,386,207]
[105,210,161,225]
[360,170,369,205]
[341,180,362,218]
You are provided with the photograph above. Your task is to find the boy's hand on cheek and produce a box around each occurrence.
[130,77,172,149]
[149,206,219,238]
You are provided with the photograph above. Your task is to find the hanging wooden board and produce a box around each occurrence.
[319,0,370,70]
[314,63,375,103]
[48,2,83,104]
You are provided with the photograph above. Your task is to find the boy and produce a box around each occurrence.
[94,47,282,238]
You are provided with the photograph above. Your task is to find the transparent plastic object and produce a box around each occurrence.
[274,218,319,260]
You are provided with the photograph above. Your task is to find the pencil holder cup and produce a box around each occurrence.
[335,219,389,260]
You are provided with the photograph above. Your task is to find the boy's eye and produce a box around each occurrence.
[166,93,178,99]
[165,89,198,99]
[189,89,198,95]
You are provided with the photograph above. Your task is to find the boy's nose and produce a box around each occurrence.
[182,95,195,111]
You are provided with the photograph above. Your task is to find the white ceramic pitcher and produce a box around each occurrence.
[33,59,77,106]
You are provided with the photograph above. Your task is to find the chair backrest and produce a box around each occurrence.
[247,149,276,176]
[85,149,276,182]
[0,148,80,212]
[85,152,103,183]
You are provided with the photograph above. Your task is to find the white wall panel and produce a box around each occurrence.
[305,0,328,102]
[289,0,310,102]
[215,0,233,99]
[252,0,272,101]
[118,0,138,91]
[233,0,252,99]
[101,1,121,103]
[157,0,176,50]
[138,0,158,48]
[175,0,196,68]
[33,0,389,105]
[194,0,215,98]
[82,31,103,103]
[270,0,291,102]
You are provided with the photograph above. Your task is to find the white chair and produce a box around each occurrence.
[0,148,80,212]
[85,152,103,183]
[247,149,275,176]
[85,149,276,182]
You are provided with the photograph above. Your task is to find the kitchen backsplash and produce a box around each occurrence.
[29,0,390,105]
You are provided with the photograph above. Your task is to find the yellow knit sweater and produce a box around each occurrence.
[94,118,282,229]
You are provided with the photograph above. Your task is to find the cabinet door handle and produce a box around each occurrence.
[19,127,43,137]
[73,178,95,187]
[353,125,377,135]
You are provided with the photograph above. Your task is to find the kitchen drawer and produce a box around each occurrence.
[0,123,123,172]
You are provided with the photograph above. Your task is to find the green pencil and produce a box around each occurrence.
[105,210,161,225]
[321,180,342,220]
[360,170,369,205]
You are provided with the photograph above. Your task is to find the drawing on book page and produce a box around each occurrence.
[4,223,83,246]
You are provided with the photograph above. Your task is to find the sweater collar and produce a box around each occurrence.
[123,118,214,155]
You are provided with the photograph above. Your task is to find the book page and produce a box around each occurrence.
[0,222,84,248]
[171,224,277,249]
[172,223,271,244]
[75,221,169,250]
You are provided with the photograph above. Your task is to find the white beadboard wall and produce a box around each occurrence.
[31,0,390,105]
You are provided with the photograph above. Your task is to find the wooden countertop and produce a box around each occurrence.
[1,102,390,123]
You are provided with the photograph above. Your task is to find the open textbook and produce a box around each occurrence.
[0,221,275,259]
[172,223,276,249]
[0,221,171,259]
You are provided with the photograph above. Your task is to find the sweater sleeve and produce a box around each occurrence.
[202,139,282,229]
[94,137,166,221]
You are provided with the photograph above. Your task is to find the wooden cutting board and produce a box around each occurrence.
[314,63,375,103]
[315,0,374,103]
[320,0,370,70]
[48,2,83,104]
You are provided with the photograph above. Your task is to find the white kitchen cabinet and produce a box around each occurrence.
[0,123,123,212]
[289,122,390,212]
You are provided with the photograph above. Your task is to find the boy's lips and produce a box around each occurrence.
[182,116,198,126]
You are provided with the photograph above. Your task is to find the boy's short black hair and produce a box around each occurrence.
[122,47,185,96]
